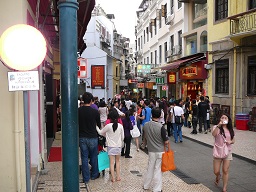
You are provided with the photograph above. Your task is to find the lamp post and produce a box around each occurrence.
[0,24,46,192]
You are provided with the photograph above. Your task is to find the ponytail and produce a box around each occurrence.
[112,118,118,132]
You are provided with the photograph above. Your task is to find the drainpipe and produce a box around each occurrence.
[232,46,237,126]
[240,47,243,112]
[58,1,79,191]
[14,92,21,191]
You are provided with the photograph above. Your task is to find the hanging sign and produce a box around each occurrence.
[167,72,176,84]
[8,71,39,91]
[91,65,105,88]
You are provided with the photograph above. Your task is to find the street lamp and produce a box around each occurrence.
[0,24,46,192]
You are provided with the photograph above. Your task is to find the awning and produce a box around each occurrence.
[160,56,200,71]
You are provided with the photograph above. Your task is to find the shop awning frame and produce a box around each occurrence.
[159,56,200,71]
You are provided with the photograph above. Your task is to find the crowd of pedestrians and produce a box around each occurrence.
[77,92,235,192]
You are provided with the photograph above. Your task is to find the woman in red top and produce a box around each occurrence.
[212,113,235,192]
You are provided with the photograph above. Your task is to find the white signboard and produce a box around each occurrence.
[8,71,39,91]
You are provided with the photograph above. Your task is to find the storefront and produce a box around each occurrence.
[160,53,208,100]
[179,55,208,100]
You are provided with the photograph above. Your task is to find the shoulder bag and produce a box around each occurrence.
[173,107,183,124]
[213,134,229,159]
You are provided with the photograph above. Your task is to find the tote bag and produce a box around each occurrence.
[213,134,229,159]
[98,151,110,171]
[130,125,141,138]
[161,143,176,172]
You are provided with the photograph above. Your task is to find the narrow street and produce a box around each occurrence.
[171,136,256,192]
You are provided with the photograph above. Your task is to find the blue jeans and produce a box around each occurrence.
[79,137,99,183]
[172,123,183,142]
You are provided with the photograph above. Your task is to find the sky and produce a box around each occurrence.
[96,0,141,43]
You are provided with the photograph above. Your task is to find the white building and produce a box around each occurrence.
[135,0,185,99]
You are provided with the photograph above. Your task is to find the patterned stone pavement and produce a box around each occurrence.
[37,126,256,191]
[37,139,211,192]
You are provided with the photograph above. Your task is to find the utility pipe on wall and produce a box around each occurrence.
[232,47,237,126]
[14,92,21,191]
[240,47,243,112]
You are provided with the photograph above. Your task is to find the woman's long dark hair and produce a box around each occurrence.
[219,113,234,140]
[108,108,119,132]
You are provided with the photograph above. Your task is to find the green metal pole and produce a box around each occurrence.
[58,1,79,191]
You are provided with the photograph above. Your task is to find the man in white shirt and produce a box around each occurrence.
[171,100,184,143]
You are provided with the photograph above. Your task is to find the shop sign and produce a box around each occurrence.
[137,64,151,74]
[8,71,39,91]
[162,86,168,91]
[153,85,157,90]
[137,83,144,88]
[91,65,105,88]
[181,66,197,76]
[128,79,138,83]
[156,77,164,84]
[167,72,176,84]
[78,58,87,78]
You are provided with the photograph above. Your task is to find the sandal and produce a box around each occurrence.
[116,178,121,181]
[214,174,221,185]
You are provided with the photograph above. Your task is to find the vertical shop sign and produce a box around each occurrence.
[91,65,105,88]
[167,72,176,84]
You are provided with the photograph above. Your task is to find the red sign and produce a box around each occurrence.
[78,58,87,78]
[162,86,167,90]
[167,72,176,84]
[179,61,207,80]
[91,65,105,88]
[137,83,144,88]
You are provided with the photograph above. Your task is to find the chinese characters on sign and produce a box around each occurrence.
[181,66,197,76]
[8,71,39,91]
[137,83,144,88]
[137,64,151,75]
[91,65,105,88]
[167,72,176,84]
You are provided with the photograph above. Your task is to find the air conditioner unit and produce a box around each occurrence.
[173,45,181,55]
[166,50,173,57]
[166,16,173,25]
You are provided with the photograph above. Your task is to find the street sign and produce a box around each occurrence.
[156,77,164,84]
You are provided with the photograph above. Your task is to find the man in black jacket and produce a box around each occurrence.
[198,96,210,134]
[78,92,101,184]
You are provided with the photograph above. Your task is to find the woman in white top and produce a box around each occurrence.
[98,101,108,128]
[158,102,165,125]
[96,109,124,182]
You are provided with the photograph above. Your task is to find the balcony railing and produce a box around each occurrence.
[229,9,256,35]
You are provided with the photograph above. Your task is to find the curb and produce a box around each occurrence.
[183,135,256,165]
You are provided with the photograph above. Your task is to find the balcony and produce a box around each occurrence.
[229,9,256,43]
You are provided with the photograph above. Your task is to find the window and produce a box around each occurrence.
[146,27,149,42]
[154,18,157,35]
[144,58,146,64]
[159,45,162,64]
[141,35,143,48]
[170,35,174,51]
[144,30,146,44]
[138,38,140,50]
[249,0,256,9]
[147,57,149,64]
[178,30,182,47]
[171,0,174,15]
[215,0,228,21]
[215,59,229,94]
[164,42,167,62]
[155,50,157,67]
[248,56,256,95]
[151,52,153,64]
[178,1,182,9]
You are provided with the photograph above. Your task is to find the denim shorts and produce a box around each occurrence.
[107,147,121,156]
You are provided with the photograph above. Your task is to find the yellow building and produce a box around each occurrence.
[208,0,256,124]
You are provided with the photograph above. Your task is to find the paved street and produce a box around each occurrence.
[171,134,256,192]
[37,126,256,191]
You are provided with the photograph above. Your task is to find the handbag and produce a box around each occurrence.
[173,108,183,124]
[130,124,141,138]
[161,143,176,172]
[98,151,110,171]
[213,134,229,159]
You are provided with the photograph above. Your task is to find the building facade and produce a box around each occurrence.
[208,0,256,123]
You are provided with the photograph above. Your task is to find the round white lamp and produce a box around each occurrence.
[0,24,47,71]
